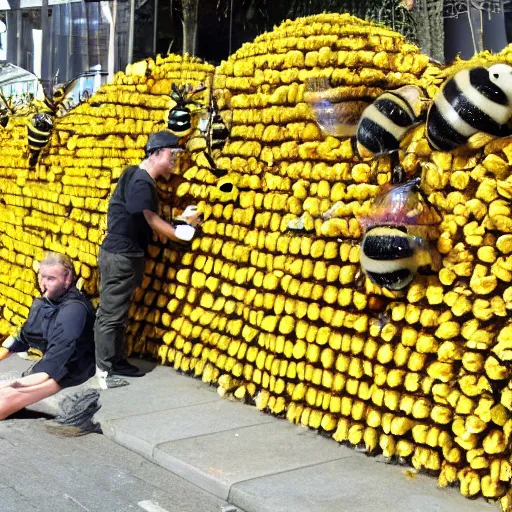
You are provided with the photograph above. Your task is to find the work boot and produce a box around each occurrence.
[112,359,145,377]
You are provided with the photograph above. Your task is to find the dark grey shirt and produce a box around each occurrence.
[101,166,158,256]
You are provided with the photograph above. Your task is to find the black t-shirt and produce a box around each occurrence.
[101,166,158,256]
[10,286,96,388]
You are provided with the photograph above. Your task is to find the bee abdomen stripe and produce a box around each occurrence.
[212,124,229,135]
[374,93,415,127]
[427,103,469,151]
[444,81,503,135]
[28,126,51,137]
[363,234,415,260]
[449,72,510,131]
[28,135,49,148]
[366,269,413,289]
[357,115,400,155]
[469,67,509,105]
[433,90,475,137]
[212,139,226,149]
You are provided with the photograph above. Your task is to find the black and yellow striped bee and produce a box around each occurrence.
[305,77,424,159]
[306,62,512,158]
[28,112,53,152]
[355,85,423,159]
[167,83,207,137]
[358,176,440,291]
[26,76,80,160]
[45,84,73,118]
[427,63,512,151]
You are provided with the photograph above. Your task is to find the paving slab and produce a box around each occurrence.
[104,399,277,459]
[96,365,221,422]
[230,457,496,512]
[2,355,501,512]
[154,422,355,500]
[0,353,32,379]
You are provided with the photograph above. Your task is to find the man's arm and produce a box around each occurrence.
[7,372,51,388]
[143,210,192,242]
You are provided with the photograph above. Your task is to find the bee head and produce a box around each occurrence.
[31,113,53,132]
[488,63,512,102]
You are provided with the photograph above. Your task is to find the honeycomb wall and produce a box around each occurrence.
[0,14,510,507]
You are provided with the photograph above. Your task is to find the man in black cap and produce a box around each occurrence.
[94,130,202,389]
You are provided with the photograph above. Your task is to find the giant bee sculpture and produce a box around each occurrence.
[167,83,207,137]
[305,63,512,158]
[27,75,90,162]
[357,173,441,291]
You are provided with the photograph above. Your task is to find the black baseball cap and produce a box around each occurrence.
[145,130,181,155]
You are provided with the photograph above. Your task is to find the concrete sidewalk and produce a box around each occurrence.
[1,356,497,512]
[94,361,496,512]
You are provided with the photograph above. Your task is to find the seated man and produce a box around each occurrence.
[0,252,96,420]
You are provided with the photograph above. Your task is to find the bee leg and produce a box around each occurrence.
[350,137,362,161]
[354,269,366,291]
[391,165,406,185]
[29,152,39,168]
[390,152,406,185]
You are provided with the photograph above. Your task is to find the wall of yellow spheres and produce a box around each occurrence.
[0,13,510,509]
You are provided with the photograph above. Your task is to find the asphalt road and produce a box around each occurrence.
[0,411,237,512]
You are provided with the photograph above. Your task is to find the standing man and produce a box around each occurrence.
[0,252,96,419]
[94,130,202,389]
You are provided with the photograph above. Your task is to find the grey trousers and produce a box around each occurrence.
[94,248,144,373]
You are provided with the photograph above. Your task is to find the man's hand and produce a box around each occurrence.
[181,205,203,227]
[144,209,201,244]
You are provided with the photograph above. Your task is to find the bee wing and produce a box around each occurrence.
[170,90,181,103]
[304,77,369,137]
[393,85,424,118]
[358,178,440,228]
[413,200,442,226]
[408,231,442,270]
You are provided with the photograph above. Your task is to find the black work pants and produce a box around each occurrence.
[94,248,144,373]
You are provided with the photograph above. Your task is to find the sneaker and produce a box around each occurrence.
[112,359,145,377]
[96,366,130,389]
